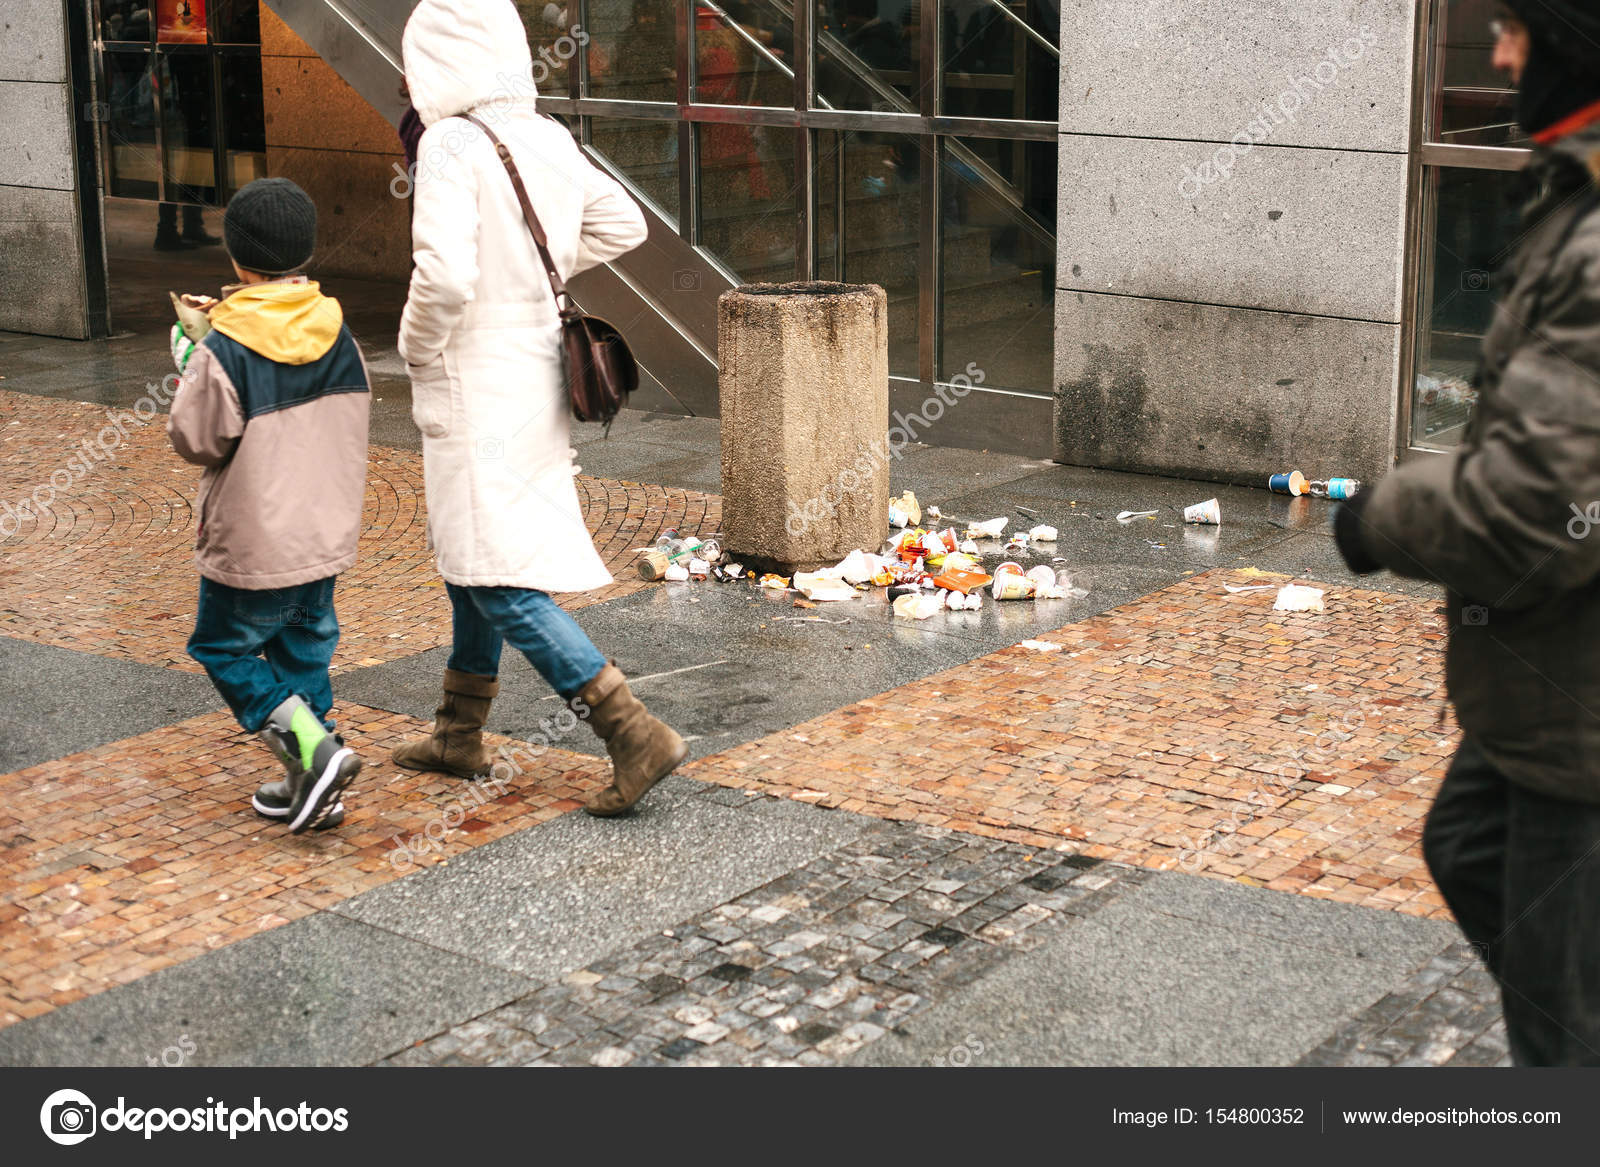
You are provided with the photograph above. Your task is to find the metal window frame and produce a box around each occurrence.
[1401,0,1533,460]
[555,0,1057,396]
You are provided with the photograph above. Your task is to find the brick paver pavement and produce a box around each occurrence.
[683,570,1459,918]
[0,389,718,671]
[0,703,611,1026]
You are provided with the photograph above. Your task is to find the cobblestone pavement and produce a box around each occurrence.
[378,816,1141,1067]
[0,703,611,1024]
[685,570,1458,917]
[1298,943,1511,1067]
[0,389,717,671]
[0,346,1499,1066]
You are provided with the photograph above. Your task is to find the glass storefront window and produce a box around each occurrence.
[104,51,160,199]
[95,0,265,206]
[941,0,1057,122]
[1433,0,1527,147]
[159,51,217,203]
[1412,165,1528,446]
[694,0,793,106]
[815,0,920,111]
[697,123,796,279]
[940,135,1054,392]
[587,0,677,101]
[218,50,267,197]
[1408,0,1535,450]
[589,117,682,223]
[840,130,918,375]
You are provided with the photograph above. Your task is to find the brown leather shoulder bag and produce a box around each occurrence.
[462,113,637,427]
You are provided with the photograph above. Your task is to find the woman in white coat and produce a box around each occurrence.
[391,0,686,816]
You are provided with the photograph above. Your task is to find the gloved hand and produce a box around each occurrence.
[1333,492,1382,575]
[170,322,197,374]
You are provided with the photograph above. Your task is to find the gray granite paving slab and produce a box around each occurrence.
[0,912,533,1067]
[0,636,222,771]
[1128,868,1457,964]
[848,871,1458,1067]
[332,784,870,982]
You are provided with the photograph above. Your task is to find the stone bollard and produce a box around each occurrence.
[719,282,890,573]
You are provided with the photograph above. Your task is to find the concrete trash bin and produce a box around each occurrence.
[718,282,890,573]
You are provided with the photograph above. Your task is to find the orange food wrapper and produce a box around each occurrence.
[932,568,993,595]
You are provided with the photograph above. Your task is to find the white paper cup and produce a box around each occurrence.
[1184,499,1221,525]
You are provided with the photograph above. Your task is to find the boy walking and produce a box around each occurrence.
[167,177,371,833]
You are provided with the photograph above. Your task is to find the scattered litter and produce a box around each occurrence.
[1273,584,1325,612]
[1027,524,1058,542]
[888,490,921,528]
[759,574,790,590]
[794,572,856,602]
[1016,506,1039,519]
[992,573,1036,601]
[1310,477,1361,499]
[637,550,671,580]
[1117,510,1158,523]
[892,592,944,620]
[966,517,1008,539]
[926,505,943,522]
[1018,639,1063,652]
[1268,471,1309,496]
[1224,584,1274,594]
[664,563,689,582]
[775,615,851,624]
[1183,498,1221,525]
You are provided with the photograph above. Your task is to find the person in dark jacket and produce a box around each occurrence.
[1336,0,1600,1064]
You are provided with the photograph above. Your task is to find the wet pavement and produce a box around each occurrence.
[0,291,1502,1065]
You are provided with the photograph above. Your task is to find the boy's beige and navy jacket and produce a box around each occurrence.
[167,278,371,589]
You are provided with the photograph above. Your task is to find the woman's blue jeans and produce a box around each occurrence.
[444,583,607,699]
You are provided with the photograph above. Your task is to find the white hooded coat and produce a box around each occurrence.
[399,0,647,591]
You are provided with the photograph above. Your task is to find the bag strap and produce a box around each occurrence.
[460,113,575,318]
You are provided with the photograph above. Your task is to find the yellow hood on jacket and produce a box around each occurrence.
[208,279,344,365]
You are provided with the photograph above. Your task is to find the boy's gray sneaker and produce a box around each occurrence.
[252,780,346,829]
[259,695,361,834]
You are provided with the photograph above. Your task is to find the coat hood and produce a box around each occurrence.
[209,279,344,365]
[402,0,537,129]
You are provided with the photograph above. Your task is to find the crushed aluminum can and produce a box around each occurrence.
[637,550,672,581]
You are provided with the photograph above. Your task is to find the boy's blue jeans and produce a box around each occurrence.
[444,583,607,699]
[188,576,340,733]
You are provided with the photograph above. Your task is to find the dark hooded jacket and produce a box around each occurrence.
[1354,116,1600,801]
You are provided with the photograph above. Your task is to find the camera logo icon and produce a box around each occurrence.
[82,101,110,123]
[1460,269,1491,292]
[40,1088,97,1145]
[281,604,308,627]
[672,269,702,292]
[476,437,505,461]
[1462,604,1489,627]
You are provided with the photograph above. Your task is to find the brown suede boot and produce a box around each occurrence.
[391,669,499,779]
[577,662,688,816]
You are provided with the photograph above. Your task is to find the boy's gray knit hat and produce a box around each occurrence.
[223,178,317,275]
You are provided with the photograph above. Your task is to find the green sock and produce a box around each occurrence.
[288,704,328,771]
